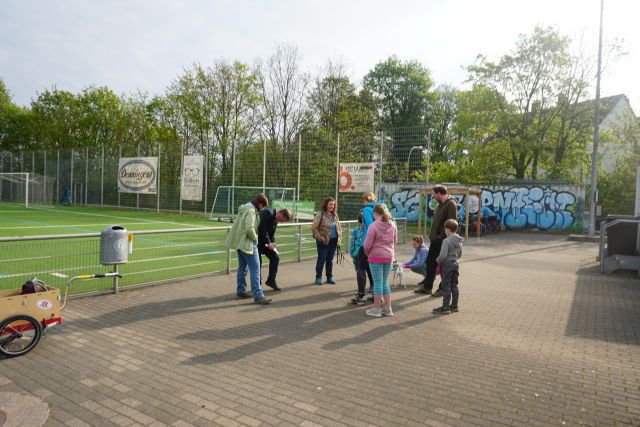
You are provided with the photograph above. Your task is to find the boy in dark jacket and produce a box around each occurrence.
[258,207,292,290]
[433,219,463,314]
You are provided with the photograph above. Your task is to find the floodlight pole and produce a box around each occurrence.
[406,146,423,183]
[588,0,604,238]
[426,128,432,188]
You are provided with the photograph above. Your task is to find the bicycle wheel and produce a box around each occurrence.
[0,315,42,357]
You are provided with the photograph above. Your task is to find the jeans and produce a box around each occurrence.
[315,238,338,279]
[356,247,368,296]
[236,245,264,299]
[258,246,279,284]
[410,264,427,277]
[369,262,392,296]
[424,239,442,290]
[440,259,459,308]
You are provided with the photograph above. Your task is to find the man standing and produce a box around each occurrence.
[225,193,272,305]
[415,184,457,297]
[258,207,292,291]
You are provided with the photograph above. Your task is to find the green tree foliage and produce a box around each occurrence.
[466,26,592,180]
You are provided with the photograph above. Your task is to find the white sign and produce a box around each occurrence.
[181,155,204,201]
[118,157,158,194]
[339,163,375,193]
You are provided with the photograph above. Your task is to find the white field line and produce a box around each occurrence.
[0,250,225,279]
[28,206,205,229]
[50,272,68,278]
[120,261,221,276]
[0,221,192,230]
[3,255,52,263]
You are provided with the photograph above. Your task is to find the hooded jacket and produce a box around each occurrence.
[436,233,463,265]
[363,219,397,262]
[225,201,259,255]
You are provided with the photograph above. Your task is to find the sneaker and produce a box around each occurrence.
[254,297,272,305]
[365,307,382,318]
[432,306,451,315]
[450,305,459,313]
[351,294,366,305]
[431,289,443,298]
[314,278,322,285]
[366,295,374,303]
[265,281,281,291]
[414,287,432,294]
[326,277,336,285]
[381,307,394,317]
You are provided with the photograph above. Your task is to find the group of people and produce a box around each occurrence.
[224,184,463,315]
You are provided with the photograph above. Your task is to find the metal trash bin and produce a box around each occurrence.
[100,225,129,265]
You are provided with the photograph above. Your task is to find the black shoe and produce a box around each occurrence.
[433,306,451,315]
[450,305,459,313]
[254,297,272,305]
[417,279,427,286]
[265,281,281,291]
[431,289,443,298]
[236,292,252,299]
[366,295,374,303]
[414,287,432,294]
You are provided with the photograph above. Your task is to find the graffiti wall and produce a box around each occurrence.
[381,184,585,231]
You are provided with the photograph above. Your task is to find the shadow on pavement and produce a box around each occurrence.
[565,265,640,345]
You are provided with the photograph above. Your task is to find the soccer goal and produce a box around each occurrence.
[0,173,54,207]
[209,186,296,221]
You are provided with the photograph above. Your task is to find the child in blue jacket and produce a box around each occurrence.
[404,235,429,285]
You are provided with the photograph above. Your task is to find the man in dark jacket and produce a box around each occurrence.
[258,207,292,290]
[415,184,457,296]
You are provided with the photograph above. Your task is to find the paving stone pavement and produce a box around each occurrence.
[1,232,640,426]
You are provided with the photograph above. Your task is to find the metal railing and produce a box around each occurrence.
[0,218,407,296]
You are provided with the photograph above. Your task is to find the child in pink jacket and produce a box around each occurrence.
[363,204,397,317]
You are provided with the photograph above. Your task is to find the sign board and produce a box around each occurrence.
[272,200,315,220]
[118,157,158,194]
[338,163,374,193]
[181,155,204,201]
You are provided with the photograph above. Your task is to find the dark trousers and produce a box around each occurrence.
[424,239,442,291]
[258,246,279,284]
[356,247,372,296]
[315,238,338,279]
[440,259,459,308]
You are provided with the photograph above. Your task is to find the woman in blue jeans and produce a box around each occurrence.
[311,197,342,285]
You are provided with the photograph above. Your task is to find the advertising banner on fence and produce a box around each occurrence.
[181,155,204,201]
[338,163,374,193]
[118,157,158,194]
[272,200,316,220]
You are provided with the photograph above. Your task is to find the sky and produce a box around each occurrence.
[1,0,639,113]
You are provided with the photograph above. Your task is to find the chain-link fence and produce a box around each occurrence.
[0,127,432,220]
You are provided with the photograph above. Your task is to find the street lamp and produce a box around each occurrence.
[406,145,425,182]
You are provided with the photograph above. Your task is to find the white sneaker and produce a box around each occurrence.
[381,307,394,317]
[365,307,382,318]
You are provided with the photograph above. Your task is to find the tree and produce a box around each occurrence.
[31,87,81,149]
[363,56,435,162]
[467,26,587,179]
[256,44,310,185]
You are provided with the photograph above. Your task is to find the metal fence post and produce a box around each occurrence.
[296,134,301,222]
[379,130,384,200]
[335,133,340,204]
[85,147,89,205]
[179,140,184,214]
[297,223,302,262]
[157,142,161,213]
[70,149,74,204]
[226,229,231,274]
[56,150,59,201]
[136,144,140,210]
[118,145,121,207]
[101,145,104,206]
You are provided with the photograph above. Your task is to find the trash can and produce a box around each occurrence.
[100,225,129,265]
[604,216,639,257]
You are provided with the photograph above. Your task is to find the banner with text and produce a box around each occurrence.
[338,163,374,193]
[181,155,204,201]
[118,157,158,194]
